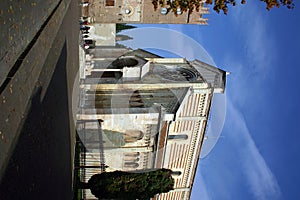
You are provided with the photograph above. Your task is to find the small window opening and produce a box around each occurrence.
[105,0,115,6]
[168,134,188,140]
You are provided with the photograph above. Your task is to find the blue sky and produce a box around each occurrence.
[119,2,300,199]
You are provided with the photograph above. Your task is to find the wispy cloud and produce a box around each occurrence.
[196,97,282,200]
[222,2,277,109]
[230,2,277,78]
[227,98,282,200]
[193,171,211,200]
[209,4,282,198]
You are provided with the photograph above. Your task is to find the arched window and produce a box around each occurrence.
[124,157,140,162]
[111,57,138,68]
[129,90,144,108]
[124,152,140,158]
[124,130,144,143]
[124,152,140,162]
[124,152,140,165]
[124,161,139,168]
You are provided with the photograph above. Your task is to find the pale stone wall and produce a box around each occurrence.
[77,47,226,200]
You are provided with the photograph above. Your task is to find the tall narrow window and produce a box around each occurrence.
[124,153,140,162]
[123,152,140,169]
[105,0,115,6]
[172,171,182,176]
[168,134,188,140]
[124,161,139,168]
[124,152,140,157]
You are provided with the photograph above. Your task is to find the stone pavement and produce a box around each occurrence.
[0,0,80,199]
[0,0,61,87]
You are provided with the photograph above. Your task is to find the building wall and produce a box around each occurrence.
[142,0,208,24]
[88,0,208,24]
[77,48,226,200]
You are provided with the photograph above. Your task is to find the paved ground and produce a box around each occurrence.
[0,43,72,200]
[0,0,80,199]
[0,0,61,87]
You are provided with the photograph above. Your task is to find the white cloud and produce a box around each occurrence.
[230,2,277,78]
[209,5,282,198]
[227,99,282,200]
[222,2,277,110]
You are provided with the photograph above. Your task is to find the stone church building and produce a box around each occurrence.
[76,47,226,199]
[87,0,209,24]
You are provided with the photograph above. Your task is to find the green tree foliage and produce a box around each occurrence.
[152,0,295,15]
[79,169,175,199]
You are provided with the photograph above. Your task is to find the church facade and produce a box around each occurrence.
[76,47,226,199]
[87,0,209,24]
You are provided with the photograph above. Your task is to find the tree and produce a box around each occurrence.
[116,24,137,33]
[78,169,175,199]
[152,0,295,15]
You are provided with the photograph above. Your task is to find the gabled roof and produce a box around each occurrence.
[190,60,226,93]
